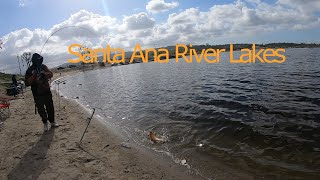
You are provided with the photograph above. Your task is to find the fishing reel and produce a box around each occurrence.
[37,72,46,80]
[32,68,45,81]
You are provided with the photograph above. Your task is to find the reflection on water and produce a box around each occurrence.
[60,48,320,179]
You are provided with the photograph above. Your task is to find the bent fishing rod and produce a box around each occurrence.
[31,26,96,114]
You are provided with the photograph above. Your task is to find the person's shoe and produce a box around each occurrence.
[51,122,59,128]
[44,123,49,132]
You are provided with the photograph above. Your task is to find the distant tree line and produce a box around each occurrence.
[174,43,320,53]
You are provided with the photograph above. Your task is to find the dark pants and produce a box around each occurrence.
[34,93,55,124]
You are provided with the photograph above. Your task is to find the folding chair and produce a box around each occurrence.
[0,97,11,121]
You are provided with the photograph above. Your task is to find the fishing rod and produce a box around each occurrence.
[79,108,96,145]
[16,26,95,70]
[32,26,95,115]
[53,79,66,112]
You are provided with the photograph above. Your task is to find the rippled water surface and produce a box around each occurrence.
[60,48,320,179]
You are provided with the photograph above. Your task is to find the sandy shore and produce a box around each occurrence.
[0,69,203,180]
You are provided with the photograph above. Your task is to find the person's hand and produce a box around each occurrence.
[32,70,37,76]
[40,70,47,77]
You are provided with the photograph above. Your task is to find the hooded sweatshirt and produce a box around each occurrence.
[25,53,53,96]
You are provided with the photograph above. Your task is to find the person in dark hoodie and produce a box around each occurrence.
[12,75,18,86]
[11,75,19,96]
[25,53,58,132]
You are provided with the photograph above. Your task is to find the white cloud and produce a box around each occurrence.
[18,0,25,7]
[121,12,155,30]
[0,10,156,73]
[146,0,179,13]
[18,0,30,7]
[168,8,199,25]
[277,0,320,13]
[160,0,320,44]
[50,10,117,40]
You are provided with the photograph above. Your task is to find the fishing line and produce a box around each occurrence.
[38,26,106,154]
[18,26,96,69]
[39,25,96,108]
[39,25,96,55]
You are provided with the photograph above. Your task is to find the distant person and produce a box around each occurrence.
[11,75,19,96]
[12,75,18,86]
[25,53,58,132]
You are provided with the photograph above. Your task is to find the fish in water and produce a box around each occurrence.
[148,131,166,143]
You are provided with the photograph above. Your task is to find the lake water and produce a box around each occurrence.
[59,48,320,179]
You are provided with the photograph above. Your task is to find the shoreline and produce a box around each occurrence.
[53,68,208,179]
[51,67,256,180]
[0,68,205,180]
[52,64,320,179]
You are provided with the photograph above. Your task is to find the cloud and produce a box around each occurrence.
[18,0,30,7]
[0,10,156,72]
[146,0,179,13]
[168,8,199,25]
[160,0,320,44]
[121,12,155,30]
[18,0,25,7]
[277,0,320,13]
[1,0,320,73]
[0,28,50,72]
[50,10,117,40]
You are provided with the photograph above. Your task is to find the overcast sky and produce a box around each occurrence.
[0,0,319,73]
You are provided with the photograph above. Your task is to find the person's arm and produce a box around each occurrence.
[41,65,53,79]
